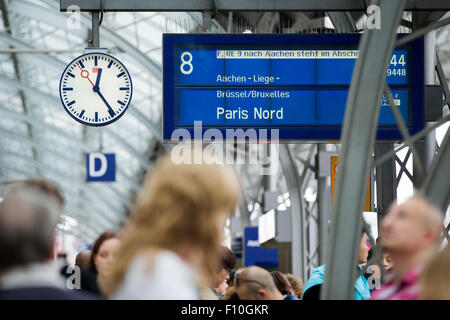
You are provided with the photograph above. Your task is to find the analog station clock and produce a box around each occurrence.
[59,52,132,126]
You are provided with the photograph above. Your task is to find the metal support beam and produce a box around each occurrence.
[90,11,100,48]
[374,143,397,226]
[60,0,450,12]
[327,12,356,32]
[373,113,450,168]
[202,11,212,31]
[424,31,437,168]
[322,0,406,300]
[227,11,233,33]
[396,16,450,48]
[280,145,306,280]
[317,144,329,265]
[421,128,450,211]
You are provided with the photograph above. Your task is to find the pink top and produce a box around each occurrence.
[371,266,422,300]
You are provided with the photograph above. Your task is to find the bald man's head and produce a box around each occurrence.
[235,266,282,300]
[380,195,443,255]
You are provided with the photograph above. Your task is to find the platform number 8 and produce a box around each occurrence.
[180,52,193,75]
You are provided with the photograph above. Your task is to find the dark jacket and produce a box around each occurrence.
[0,286,99,300]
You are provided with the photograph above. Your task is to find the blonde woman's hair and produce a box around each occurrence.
[421,245,450,300]
[285,273,305,299]
[103,153,240,296]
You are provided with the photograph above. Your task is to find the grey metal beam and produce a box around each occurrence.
[322,0,406,300]
[395,16,450,48]
[90,11,100,48]
[424,31,437,170]
[421,128,450,212]
[374,143,397,226]
[319,8,357,266]
[317,144,329,266]
[280,145,306,280]
[372,113,450,168]
[327,12,356,32]
[60,0,450,12]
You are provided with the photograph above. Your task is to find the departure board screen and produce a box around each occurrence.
[163,34,423,141]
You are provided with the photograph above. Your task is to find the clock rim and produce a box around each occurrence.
[59,51,133,127]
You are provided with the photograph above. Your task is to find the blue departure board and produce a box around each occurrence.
[163,34,424,141]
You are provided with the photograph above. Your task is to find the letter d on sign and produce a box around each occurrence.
[87,153,116,182]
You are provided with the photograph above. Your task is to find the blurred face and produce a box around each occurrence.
[359,234,369,264]
[213,268,230,288]
[216,279,228,294]
[380,200,427,254]
[94,238,120,276]
[382,252,394,271]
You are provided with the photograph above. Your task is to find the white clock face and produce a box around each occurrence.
[59,52,132,126]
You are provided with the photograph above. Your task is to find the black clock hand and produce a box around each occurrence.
[93,86,116,117]
[93,68,102,91]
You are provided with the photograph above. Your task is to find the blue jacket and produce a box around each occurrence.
[302,264,371,300]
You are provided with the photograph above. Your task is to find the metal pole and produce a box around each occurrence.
[60,0,450,12]
[321,0,406,300]
[317,144,329,265]
[421,128,450,212]
[424,30,436,168]
[227,11,233,33]
[280,145,306,280]
[90,11,100,48]
[374,143,396,229]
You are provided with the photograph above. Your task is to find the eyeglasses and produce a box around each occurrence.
[234,272,266,289]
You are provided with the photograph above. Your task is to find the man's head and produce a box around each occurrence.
[0,179,63,274]
[380,195,443,255]
[235,266,283,300]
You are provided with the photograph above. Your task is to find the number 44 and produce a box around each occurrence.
[390,54,405,67]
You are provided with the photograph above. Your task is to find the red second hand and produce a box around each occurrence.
[76,62,95,87]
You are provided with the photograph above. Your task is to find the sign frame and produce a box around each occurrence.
[163,33,424,142]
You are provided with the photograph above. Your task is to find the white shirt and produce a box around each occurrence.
[113,250,200,300]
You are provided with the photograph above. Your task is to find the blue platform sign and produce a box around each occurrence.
[86,153,116,182]
[244,227,278,268]
[163,34,424,141]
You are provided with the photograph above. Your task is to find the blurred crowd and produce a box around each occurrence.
[0,153,448,300]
